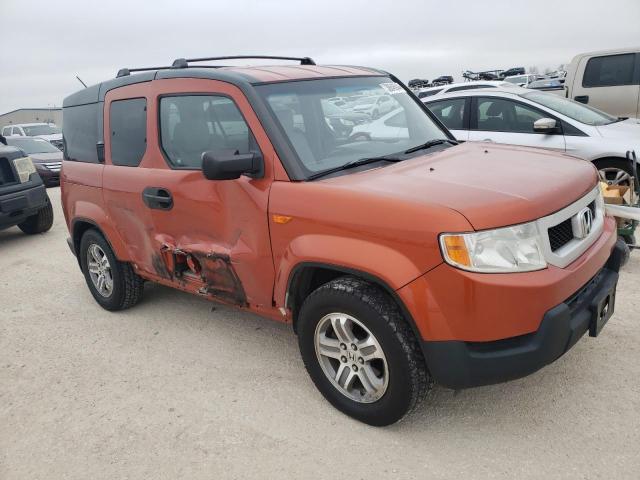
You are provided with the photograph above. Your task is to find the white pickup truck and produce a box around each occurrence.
[565,47,640,119]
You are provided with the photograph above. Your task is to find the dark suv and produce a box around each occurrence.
[0,143,54,234]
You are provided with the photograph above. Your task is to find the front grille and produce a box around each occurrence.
[0,158,17,186]
[587,200,596,217]
[548,217,574,251]
[42,162,62,172]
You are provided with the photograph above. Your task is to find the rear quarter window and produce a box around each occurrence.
[109,98,147,167]
[63,102,101,163]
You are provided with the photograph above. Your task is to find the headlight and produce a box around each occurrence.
[439,222,547,273]
[13,156,37,183]
[595,184,606,215]
[339,118,355,126]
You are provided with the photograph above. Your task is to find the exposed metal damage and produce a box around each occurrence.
[153,243,247,306]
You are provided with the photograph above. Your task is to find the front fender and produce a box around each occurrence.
[273,234,429,307]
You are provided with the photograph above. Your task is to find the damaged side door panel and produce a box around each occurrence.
[157,243,247,305]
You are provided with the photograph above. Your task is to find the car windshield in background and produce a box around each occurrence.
[6,137,61,154]
[22,125,61,136]
[257,76,447,178]
[522,91,618,126]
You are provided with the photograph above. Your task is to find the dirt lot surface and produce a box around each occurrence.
[1,186,639,479]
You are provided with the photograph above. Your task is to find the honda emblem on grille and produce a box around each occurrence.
[575,207,593,239]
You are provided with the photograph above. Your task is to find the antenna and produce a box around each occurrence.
[75,75,88,88]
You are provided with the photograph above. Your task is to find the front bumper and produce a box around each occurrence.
[0,175,47,229]
[35,166,60,186]
[421,239,626,389]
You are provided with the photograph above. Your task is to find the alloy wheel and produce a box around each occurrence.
[87,244,114,297]
[314,313,389,403]
[598,167,633,187]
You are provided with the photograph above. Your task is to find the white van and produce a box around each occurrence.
[565,47,640,119]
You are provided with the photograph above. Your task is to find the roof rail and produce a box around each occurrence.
[116,56,316,78]
[116,66,172,78]
[170,55,316,69]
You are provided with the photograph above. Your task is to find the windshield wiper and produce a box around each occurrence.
[404,138,457,154]
[307,155,402,181]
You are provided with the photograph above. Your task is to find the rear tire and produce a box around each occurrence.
[79,229,144,311]
[17,196,53,234]
[297,276,430,426]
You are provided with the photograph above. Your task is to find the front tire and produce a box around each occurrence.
[17,197,53,234]
[297,276,430,426]
[79,229,144,311]
[594,158,637,189]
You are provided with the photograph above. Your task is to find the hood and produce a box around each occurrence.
[29,152,63,163]
[352,104,374,110]
[32,133,63,141]
[595,118,640,139]
[323,142,598,230]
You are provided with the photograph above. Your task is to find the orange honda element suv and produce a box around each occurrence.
[61,56,625,426]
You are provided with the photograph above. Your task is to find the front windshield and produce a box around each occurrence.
[522,91,617,126]
[257,76,448,178]
[321,100,345,115]
[353,96,377,106]
[6,137,61,154]
[22,124,61,136]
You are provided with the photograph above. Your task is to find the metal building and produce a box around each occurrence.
[0,108,63,129]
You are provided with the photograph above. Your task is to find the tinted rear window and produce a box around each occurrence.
[63,102,101,163]
[110,98,147,167]
[583,53,636,87]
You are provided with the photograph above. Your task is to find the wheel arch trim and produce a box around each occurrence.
[284,261,424,344]
[70,216,129,265]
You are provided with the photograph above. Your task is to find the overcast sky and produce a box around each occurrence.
[1,0,639,114]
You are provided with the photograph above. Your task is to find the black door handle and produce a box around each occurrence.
[142,187,173,210]
[574,95,589,104]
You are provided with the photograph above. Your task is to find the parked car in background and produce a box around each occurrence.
[349,108,407,141]
[348,94,397,118]
[565,47,640,118]
[327,96,349,108]
[416,81,517,99]
[5,136,63,186]
[0,143,54,234]
[1,123,64,151]
[504,74,539,87]
[423,86,640,186]
[527,78,566,95]
[499,67,525,79]
[431,75,453,85]
[321,100,370,138]
[408,78,430,89]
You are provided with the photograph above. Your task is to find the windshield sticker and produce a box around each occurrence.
[380,82,405,95]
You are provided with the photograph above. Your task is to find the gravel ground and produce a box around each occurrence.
[1,186,639,479]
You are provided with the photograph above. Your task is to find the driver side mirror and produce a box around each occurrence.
[533,118,558,133]
[202,150,263,180]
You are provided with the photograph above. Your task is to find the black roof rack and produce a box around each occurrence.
[116,56,316,78]
[170,55,316,69]
[116,66,172,78]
